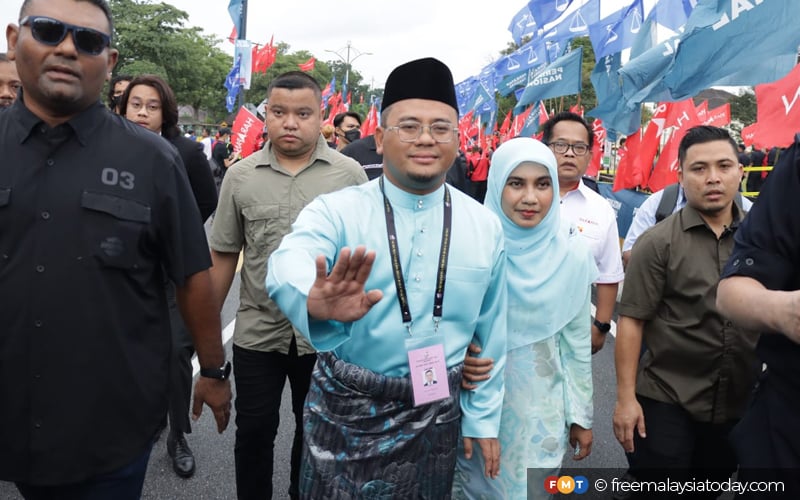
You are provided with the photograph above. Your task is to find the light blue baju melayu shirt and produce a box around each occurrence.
[267,177,508,438]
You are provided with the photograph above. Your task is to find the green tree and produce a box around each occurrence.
[109,0,231,121]
[729,89,757,126]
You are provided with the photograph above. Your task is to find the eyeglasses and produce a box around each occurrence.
[386,122,458,144]
[20,16,111,56]
[128,100,161,113]
[547,141,591,156]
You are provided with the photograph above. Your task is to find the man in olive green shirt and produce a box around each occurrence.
[612,126,760,497]
[209,71,367,500]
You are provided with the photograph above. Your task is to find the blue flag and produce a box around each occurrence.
[492,38,547,81]
[228,0,243,37]
[587,52,641,136]
[629,0,693,59]
[518,102,542,137]
[663,0,800,100]
[589,0,644,62]
[539,0,600,50]
[528,0,575,28]
[224,57,241,113]
[455,77,479,116]
[508,5,538,45]
[515,47,583,111]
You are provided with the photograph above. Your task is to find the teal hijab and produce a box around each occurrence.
[484,137,597,350]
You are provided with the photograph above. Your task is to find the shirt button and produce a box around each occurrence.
[420,228,426,233]
[46,159,54,166]
[745,258,754,266]
[414,275,421,282]
[34,374,41,380]
[34,420,42,429]
[416,250,423,257]
[417,200,424,208]
[34,320,43,327]
[41,211,50,220]
[35,265,45,273]
[725,321,733,327]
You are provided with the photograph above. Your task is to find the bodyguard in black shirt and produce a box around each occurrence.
[0,0,231,498]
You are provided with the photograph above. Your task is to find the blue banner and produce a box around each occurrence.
[224,57,241,113]
[597,184,649,239]
[589,0,644,61]
[227,0,243,37]
[515,47,583,110]
[663,0,800,100]
[518,103,542,137]
[455,76,479,116]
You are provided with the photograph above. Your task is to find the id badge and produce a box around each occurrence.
[406,332,450,406]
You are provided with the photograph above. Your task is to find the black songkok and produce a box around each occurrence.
[380,57,458,113]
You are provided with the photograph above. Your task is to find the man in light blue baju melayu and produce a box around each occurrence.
[267,57,507,499]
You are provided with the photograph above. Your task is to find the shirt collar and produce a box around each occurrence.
[680,201,745,232]
[381,175,446,211]
[262,135,334,172]
[11,97,107,146]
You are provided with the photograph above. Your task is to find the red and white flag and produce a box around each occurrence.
[231,107,265,159]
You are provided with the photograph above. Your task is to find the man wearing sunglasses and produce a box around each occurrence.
[0,0,231,498]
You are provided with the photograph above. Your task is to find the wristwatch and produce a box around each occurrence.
[200,360,232,380]
[593,318,612,334]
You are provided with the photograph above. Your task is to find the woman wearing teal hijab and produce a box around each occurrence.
[453,137,597,499]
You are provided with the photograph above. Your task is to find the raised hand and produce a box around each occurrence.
[306,246,384,323]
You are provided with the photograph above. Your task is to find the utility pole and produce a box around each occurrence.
[236,0,248,110]
[325,41,372,93]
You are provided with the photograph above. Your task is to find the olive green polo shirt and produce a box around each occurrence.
[618,203,760,424]
[209,135,369,354]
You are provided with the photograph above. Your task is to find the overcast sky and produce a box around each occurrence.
[2,0,647,88]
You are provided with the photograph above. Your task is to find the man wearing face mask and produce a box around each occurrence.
[106,73,130,114]
[333,111,362,151]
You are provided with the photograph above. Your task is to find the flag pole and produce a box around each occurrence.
[237,0,248,110]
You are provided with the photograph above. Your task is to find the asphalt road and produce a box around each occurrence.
[1,280,627,500]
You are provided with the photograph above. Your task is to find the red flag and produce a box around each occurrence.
[569,104,584,117]
[227,26,237,44]
[637,102,670,188]
[360,103,378,137]
[231,107,265,159]
[648,99,701,192]
[298,57,316,72]
[498,110,512,142]
[741,122,759,148]
[754,63,800,148]
[704,103,731,127]
[694,100,708,124]
[538,101,549,126]
[587,118,606,178]
[613,128,643,192]
[510,106,532,139]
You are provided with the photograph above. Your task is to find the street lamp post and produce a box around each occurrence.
[325,41,372,91]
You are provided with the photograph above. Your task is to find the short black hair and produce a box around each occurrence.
[107,74,132,108]
[266,71,322,103]
[541,111,594,149]
[333,111,362,128]
[678,125,738,169]
[20,0,114,36]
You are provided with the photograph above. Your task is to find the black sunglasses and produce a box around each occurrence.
[20,15,111,55]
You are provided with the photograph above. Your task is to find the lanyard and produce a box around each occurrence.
[380,177,452,335]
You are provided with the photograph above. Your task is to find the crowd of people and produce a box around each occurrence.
[2,1,800,499]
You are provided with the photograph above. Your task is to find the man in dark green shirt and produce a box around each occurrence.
[613,126,760,497]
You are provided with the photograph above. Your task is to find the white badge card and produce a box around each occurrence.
[406,336,450,406]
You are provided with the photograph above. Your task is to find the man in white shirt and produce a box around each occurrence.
[542,112,624,354]
[199,127,213,160]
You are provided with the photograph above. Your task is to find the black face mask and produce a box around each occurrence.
[343,129,361,143]
[109,95,120,110]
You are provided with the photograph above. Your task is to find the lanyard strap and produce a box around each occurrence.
[380,177,452,331]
